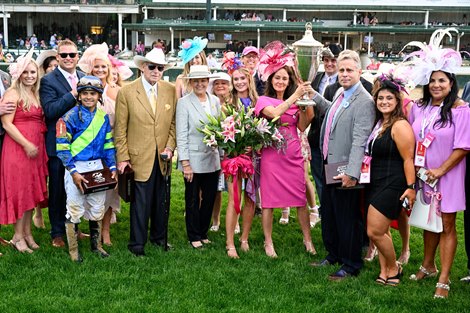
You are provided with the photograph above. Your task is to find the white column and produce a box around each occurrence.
[367,31,371,56]
[212,8,217,21]
[425,11,429,29]
[169,27,174,53]
[353,9,357,26]
[283,9,287,22]
[142,6,148,20]
[257,28,260,49]
[27,14,33,36]
[343,33,348,49]
[118,13,123,51]
[124,28,127,51]
[3,11,8,48]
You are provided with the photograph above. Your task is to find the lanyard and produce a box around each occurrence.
[420,101,443,140]
[365,120,383,156]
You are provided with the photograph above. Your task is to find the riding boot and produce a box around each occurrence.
[89,220,109,258]
[65,222,82,263]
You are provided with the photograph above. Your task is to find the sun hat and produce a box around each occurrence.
[77,75,104,94]
[35,50,57,68]
[78,42,109,74]
[8,48,35,80]
[134,48,173,70]
[258,41,295,82]
[209,71,231,90]
[178,36,208,66]
[242,46,259,57]
[108,54,133,80]
[183,65,217,79]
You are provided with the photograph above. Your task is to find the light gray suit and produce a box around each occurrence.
[315,83,375,179]
[176,92,221,173]
[313,82,374,275]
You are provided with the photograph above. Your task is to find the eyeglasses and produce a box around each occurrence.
[58,52,78,59]
[147,64,165,72]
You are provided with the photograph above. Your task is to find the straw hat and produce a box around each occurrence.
[134,48,173,71]
[183,65,216,79]
[36,50,57,68]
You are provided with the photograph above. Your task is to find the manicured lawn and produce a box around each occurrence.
[1,168,469,312]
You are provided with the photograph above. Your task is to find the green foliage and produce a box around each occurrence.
[0,169,469,312]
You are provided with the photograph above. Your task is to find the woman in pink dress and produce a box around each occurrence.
[254,42,315,257]
[0,49,48,253]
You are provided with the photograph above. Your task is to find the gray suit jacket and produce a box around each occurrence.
[176,92,221,173]
[315,83,375,179]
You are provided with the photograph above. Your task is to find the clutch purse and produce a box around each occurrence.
[409,189,443,233]
[324,161,348,185]
[81,168,117,195]
[118,167,135,203]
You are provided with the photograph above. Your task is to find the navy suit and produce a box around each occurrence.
[39,67,84,239]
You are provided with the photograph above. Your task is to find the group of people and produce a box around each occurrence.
[1,29,470,300]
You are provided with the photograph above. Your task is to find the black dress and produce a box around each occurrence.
[367,126,406,220]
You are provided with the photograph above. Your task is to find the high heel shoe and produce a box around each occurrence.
[24,235,40,250]
[189,241,203,249]
[10,239,33,254]
[303,241,317,255]
[279,208,290,225]
[33,212,46,229]
[364,246,378,262]
[234,223,241,234]
[226,246,239,259]
[264,242,277,258]
[240,239,249,252]
[397,250,410,265]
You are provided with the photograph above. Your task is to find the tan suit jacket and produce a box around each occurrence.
[114,78,177,181]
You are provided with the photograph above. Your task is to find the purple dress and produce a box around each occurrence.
[409,103,470,213]
[254,96,305,208]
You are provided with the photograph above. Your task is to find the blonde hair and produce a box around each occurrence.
[337,50,362,69]
[11,60,40,111]
[182,51,208,93]
[112,67,123,87]
[57,39,77,53]
[90,56,112,86]
[230,68,258,110]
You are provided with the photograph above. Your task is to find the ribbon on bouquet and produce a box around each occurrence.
[221,155,255,214]
[425,190,442,224]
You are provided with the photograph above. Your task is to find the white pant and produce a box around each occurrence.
[65,160,106,224]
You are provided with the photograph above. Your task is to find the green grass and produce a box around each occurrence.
[1,168,469,312]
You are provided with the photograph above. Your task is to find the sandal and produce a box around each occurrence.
[264,242,277,258]
[279,208,290,225]
[309,212,321,228]
[397,250,410,265]
[201,239,211,244]
[33,213,46,229]
[364,246,378,262]
[303,241,317,255]
[10,239,33,254]
[210,224,220,232]
[240,239,250,252]
[409,265,439,281]
[24,235,40,250]
[386,264,403,287]
[234,224,240,234]
[434,281,451,299]
[189,241,203,249]
[226,246,239,259]
[375,276,387,285]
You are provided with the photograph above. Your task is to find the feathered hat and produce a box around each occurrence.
[400,28,462,86]
[221,51,243,75]
[9,48,35,80]
[178,36,208,66]
[107,54,133,81]
[257,41,295,82]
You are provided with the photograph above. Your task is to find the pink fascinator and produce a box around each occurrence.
[221,51,243,75]
[400,28,462,86]
[78,42,109,74]
[258,41,295,82]
[107,54,133,80]
[8,48,35,80]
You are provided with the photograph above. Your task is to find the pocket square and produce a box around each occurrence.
[165,104,171,111]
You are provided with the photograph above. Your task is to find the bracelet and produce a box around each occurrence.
[182,164,190,168]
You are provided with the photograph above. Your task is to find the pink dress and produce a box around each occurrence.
[409,103,470,213]
[254,96,305,208]
[0,104,48,224]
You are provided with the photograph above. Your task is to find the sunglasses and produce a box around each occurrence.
[59,52,78,58]
[147,64,165,72]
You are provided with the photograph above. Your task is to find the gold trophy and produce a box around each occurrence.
[293,22,323,106]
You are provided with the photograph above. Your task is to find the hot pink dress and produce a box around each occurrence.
[0,103,48,224]
[409,103,470,213]
[254,96,305,208]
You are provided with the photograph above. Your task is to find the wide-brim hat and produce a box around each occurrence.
[78,42,109,74]
[35,50,57,68]
[134,48,174,71]
[8,48,35,80]
[209,71,231,90]
[183,65,215,79]
[178,36,208,66]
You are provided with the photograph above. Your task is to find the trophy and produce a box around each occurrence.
[292,22,323,106]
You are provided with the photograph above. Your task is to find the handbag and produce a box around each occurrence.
[409,184,443,233]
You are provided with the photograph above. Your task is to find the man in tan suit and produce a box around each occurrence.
[114,48,176,256]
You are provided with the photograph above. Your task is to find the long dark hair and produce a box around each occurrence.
[372,84,405,135]
[419,71,459,128]
[264,66,298,100]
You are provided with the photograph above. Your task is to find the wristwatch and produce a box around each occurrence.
[407,183,415,190]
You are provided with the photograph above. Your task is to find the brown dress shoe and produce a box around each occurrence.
[52,237,65,248]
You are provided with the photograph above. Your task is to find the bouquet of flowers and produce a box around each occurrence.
[198,105,286,213]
